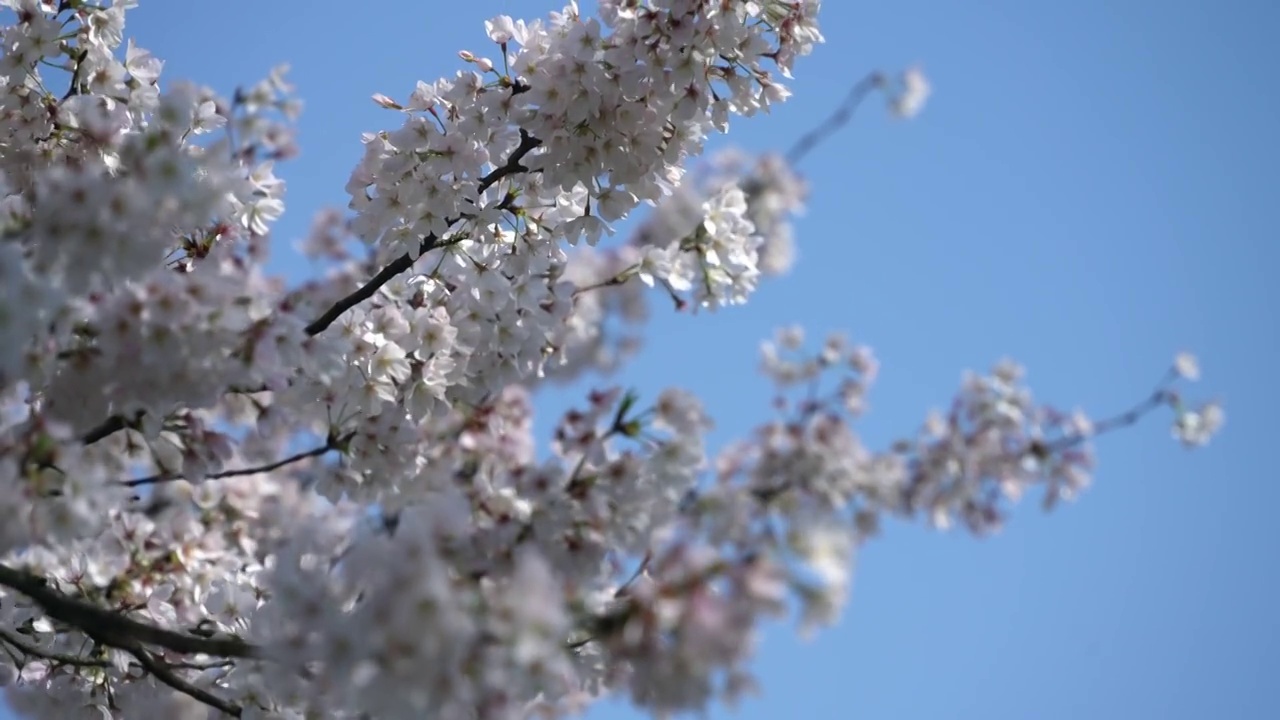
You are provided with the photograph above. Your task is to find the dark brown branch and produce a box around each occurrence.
[572,273,631,296]
[301,240,435,336]
[121,431,354,488]
[0,563,262,659]
[302,129,542,337]
[79,413,135,445]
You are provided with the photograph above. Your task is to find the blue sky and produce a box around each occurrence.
[8,0,1279,718]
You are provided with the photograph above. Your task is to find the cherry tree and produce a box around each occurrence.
[0,1,1224,718]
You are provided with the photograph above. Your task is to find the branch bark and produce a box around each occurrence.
[0,563,262,660]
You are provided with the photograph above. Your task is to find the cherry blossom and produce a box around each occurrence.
[0,2,1223,719]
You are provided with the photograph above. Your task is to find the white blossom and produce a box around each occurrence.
[0,2,1222,719]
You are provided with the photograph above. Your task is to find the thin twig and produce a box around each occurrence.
[124,641,242,717]
[785,72,883,166]
[60,47,87,101]
[572,273,631,296]
[0,627,111,668]
[1043,371,1175,453]
[121,431,354,488]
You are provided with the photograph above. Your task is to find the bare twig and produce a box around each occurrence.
[572,272,632,296]
[785,72,883,166]
[121,430,354,488]
[1042,371,1175,453]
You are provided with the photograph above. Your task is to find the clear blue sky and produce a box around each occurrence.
[9,1,1278,718]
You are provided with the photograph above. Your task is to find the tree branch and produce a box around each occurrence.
[1042,372,1175,453]
[302,128,542,337]
[785,72,883,166]
[123,641,243,717]
[79,413,135,445]
[0,563,262,660]
[121,431,354,488]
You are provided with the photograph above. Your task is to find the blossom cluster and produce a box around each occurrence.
[0,1,1223,719]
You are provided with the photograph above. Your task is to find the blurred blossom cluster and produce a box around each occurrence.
[0,1,1219,718]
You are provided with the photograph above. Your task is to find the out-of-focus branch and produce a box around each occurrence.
[785,72,884,166]
[79,412,136,445]
[1042,372,1176,454]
